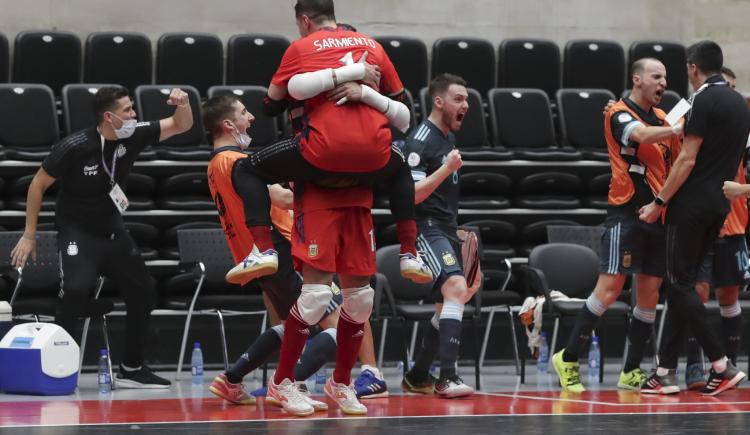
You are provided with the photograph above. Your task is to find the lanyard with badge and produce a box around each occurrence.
[100,135,129,213]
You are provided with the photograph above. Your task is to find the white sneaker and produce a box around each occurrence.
[296,382,328,411]
[434,375,474,398]
[399,252,433,284]
[324,377,367,415]
[266,376,314,416]
[225,245,278,284]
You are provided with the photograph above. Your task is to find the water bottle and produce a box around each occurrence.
[588,336,601,379]
[98,349,112,394]
[537,332,549,373]
[314,366,327,394]
[191,342,204,384]
[396,360,415,374]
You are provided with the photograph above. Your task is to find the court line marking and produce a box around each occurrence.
[2,409,750,428]
[479,391,750,407]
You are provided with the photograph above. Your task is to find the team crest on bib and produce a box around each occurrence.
[407,152,420,167]
[309,242,319,258]
[116,144,127,158]
[442,251,456,266]
[622,251,632,269]
[618,113,633,123]
[67,242,78,256]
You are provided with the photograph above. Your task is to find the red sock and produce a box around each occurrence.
[273,306,310,384]
[249,225,274,252]
[396,220,417,255]
[333,309,366,384]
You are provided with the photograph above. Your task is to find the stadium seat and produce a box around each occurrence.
[0,33,8,83]
[0,84,59,160]
[518,219,582,256]
[432,37,496,97]
[621,89,682,113]
[564,40,626,97]
[497,38,561,99]
[123,173,156,211]
[226,34,289,87]
[207,86,279,147]
[85,32,153,93]
[584,172,611,209]
[420,87,512,161]
[374,36,429,101]
[514,171,583,209]
[459,172,512,209]
[462,219,517,259]
[487,88,581,161]
[124,222,160,261]
[157,33,223,97]
[158,221,222,260]
[13,31,82,95]
[6,174,58,210]
[556,88,616,161]
[629,41,688,97]
[156,172,214,210]
[135,85,207,160]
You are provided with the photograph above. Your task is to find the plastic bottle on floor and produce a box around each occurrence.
[537,332,549,373]
[98,349,112,394]
[588,336,600,380]
[191,342,204,385]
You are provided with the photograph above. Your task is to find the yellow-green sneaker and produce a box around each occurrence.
[617,368,647,391]
[552,349,585,393]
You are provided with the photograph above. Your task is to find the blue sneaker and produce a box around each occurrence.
[354,369,389,399]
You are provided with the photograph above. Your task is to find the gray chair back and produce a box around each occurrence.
[0,231,60,293]
[376,244,433,302]
[177,229,235,286]
[527,242,599,299]
[546,225,605,258]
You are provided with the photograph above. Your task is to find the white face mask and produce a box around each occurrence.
[109,112,137,139]
[231,124,252,149]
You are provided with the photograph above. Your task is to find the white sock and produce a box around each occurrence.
[122,363,142,372]
[361,364,383,379]
[656,367,670,376]
[712,356,728,374]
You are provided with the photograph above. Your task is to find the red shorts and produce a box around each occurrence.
[292,207,376,276]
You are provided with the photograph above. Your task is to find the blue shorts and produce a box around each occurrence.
[599,214,665,277]
[416,224,464,301]
[696,235,750,288]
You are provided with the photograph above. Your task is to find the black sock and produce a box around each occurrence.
[294,328,337,381]
[721,315,742,366]
[685,335,702,366]
[439,302,464,379]
[226,325,283,384]
[563,304,601,362]
[411,317,440,378]
[623,317,653,373]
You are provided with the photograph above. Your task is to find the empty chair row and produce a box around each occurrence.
[0,31,289,95]
[0,82,681,162]
[0,31,689,99]
[0,83,283,160]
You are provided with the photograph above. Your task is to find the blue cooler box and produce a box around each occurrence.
[0,323,79,395]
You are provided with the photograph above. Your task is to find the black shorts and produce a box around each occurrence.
[416,223,464,302]
[696,234,750,288]
[599,214,665,277]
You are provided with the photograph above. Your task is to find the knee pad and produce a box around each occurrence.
[342,285,375,323]
[295,284,334,325]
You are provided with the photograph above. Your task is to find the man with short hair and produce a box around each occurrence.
[639,40,750,396]
[399,73,478,398]
[684,65,748,390]
[10,85,193,388]
[551,58,684,393]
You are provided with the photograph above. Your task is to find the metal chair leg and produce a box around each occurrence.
[400,318,410,375]
[408,320,419,361]
[216,310,229,372]
[377,318,389,369]
[550,317,560,354]
[479,307,496,370]
[507,305,521,377]
[655,301,668,355]
[102,315,115,390]
[79,316,91,375]
[472,318,481,391]
[175,272,206,381]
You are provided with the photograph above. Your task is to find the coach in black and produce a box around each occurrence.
[10,86,193,388]
[639,41,750,395]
